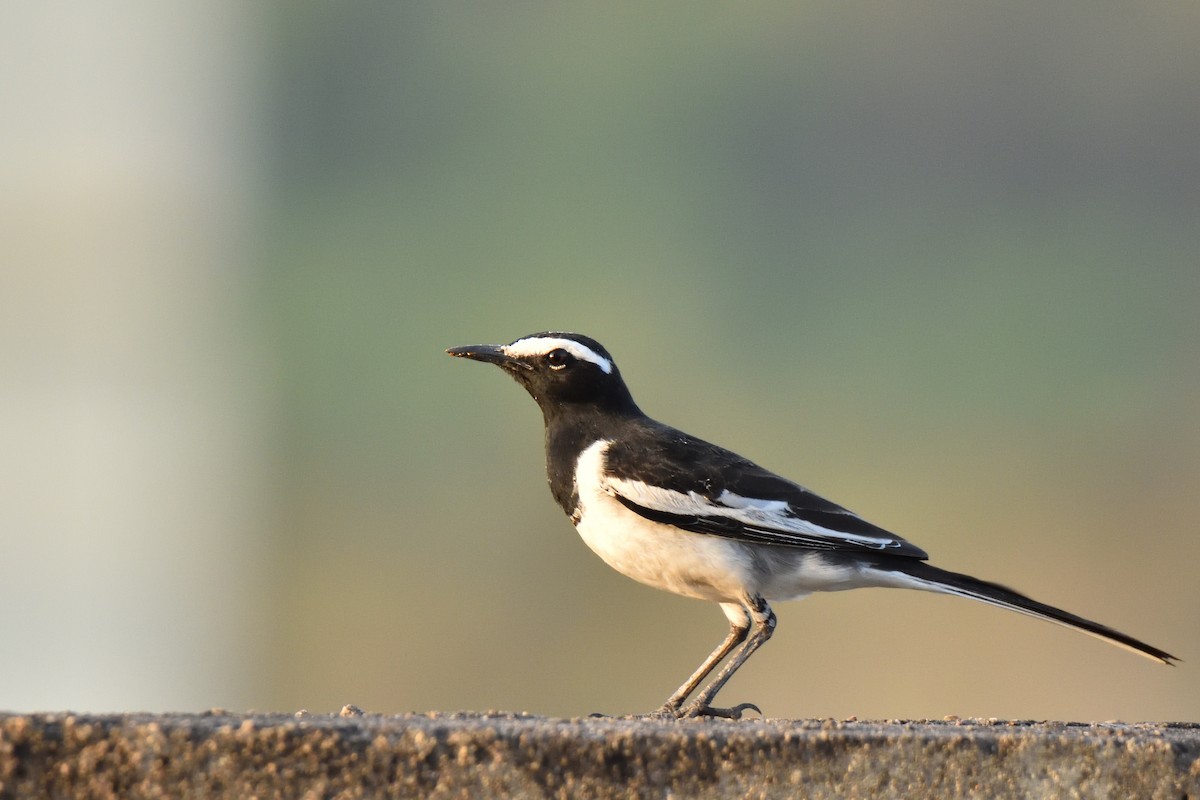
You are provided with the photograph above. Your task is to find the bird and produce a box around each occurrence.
[446,331,1176,719]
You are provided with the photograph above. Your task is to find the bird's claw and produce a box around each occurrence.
[680,701,762,720]
[588,707,682,721]
[589,700,763,721]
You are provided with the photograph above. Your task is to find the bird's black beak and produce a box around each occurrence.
[446,343,528,369]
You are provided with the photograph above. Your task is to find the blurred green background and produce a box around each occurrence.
[2,2,1197,721]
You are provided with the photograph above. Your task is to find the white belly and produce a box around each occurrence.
[571,439,891,604]
[572,440,755,602]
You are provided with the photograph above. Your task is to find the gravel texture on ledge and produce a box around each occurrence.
[2,711,1198,799]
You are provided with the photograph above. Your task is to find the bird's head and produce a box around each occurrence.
[447,332,639,417]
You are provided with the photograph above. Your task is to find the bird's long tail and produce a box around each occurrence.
[872,560,1177,664]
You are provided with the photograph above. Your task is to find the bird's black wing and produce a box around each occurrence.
[601,422,928,559]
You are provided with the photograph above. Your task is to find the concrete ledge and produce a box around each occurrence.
[2,711,1198,799]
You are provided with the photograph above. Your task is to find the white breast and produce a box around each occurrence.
[571,439,892,604]
[571,440,756,603]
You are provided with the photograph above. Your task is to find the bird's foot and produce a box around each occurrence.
[678,701,761,720]
[642,704,686,720]
[590,701,762,721]
[587,707,679,720]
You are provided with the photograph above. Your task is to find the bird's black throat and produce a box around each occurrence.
[542,404,640,518]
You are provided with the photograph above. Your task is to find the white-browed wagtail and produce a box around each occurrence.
[448,332,1176,719]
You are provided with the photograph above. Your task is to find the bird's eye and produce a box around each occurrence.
[545,349,573,370]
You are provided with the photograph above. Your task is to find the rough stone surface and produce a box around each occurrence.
[1,711,1198,799]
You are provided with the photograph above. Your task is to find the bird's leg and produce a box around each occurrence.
[680,595,775,719]
[656,602,750,717]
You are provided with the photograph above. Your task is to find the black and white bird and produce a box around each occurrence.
[447,332,1176,719]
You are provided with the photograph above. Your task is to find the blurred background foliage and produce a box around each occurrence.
[3,2,1197,721]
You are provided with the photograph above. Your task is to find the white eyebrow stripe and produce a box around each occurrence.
[504,337,613,374]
